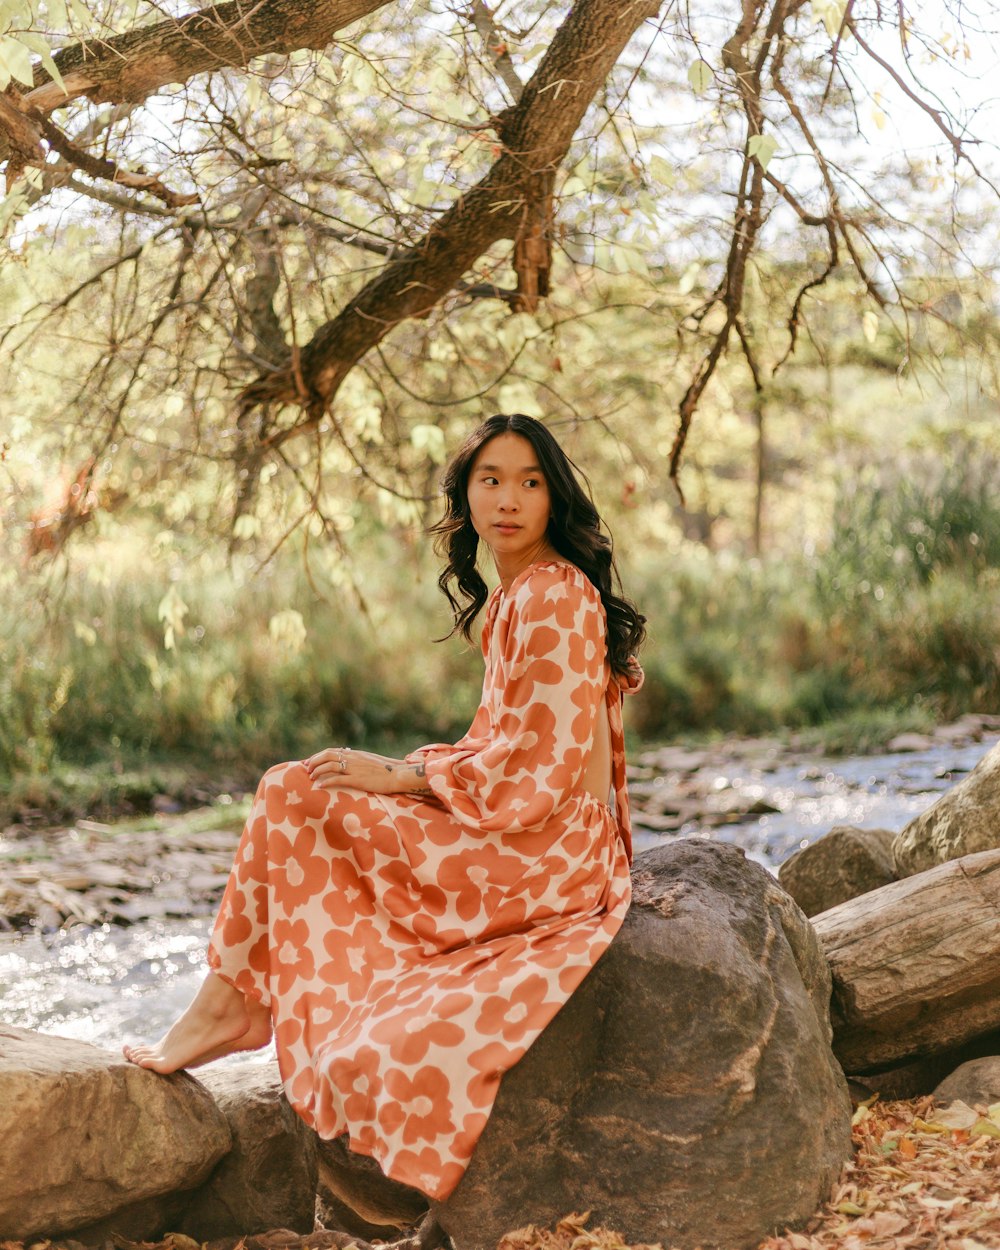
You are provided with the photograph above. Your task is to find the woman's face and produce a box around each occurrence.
[466,432,553,568]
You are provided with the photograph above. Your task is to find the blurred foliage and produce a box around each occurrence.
[2,446,1000,814]
[1,1,999,814]
[1,0,998,547]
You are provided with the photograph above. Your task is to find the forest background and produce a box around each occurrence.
[0,0,998,822]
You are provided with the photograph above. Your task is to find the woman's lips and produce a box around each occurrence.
[493,523,521,533]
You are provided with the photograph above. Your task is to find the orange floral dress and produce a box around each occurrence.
[207,561,641,1200]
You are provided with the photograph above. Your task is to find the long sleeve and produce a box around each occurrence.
[417,564,608,835]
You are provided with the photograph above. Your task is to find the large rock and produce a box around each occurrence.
[432,841,852,1250]
[778,826,896,917]
[846,1029,1000,1102]
[934,1056,1000,1107]
[894,740,1000,876]
[177,1059,319,1237]
[0,1026,231,1239]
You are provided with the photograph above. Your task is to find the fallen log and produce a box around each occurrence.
[812,847,1000,1074]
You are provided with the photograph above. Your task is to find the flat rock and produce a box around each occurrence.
[0,1026,231,1239]
[636,747,714,772]
[176,1059,319,1237]
[934,720,984,744]
[433,841,851,1250]
[778,826,896,918]
[934,1056,1000,1108]
[887,733,937,753]
[894,741,1000,876]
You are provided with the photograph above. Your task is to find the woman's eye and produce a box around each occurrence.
[524,478,541,488]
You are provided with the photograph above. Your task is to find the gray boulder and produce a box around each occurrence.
[934,1056,1000,1108]
[430,841,852,1250]
[0,1025,231,1240]
[894,741,1000,876]
[177,1059,319,1237]
[778,826,896,917]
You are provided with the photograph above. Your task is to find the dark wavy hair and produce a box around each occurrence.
[430,414,645,677]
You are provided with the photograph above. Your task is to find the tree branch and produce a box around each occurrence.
[0,0,394,167]
[37,115,199,209]
[670,0,789,496]
[469,0,525,104]
[848,14,996,194]
[236,0,665,433]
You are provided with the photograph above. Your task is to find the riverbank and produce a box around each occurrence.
[0,705,942,831]
[2,713,997,936]
[5,721,1000,1250]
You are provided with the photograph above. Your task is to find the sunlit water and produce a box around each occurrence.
[3,736,995,1053]
[632,736,999,865]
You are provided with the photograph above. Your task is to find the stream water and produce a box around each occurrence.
[2,734,995,1057]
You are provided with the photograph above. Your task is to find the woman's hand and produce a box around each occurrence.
[305,748,433,796]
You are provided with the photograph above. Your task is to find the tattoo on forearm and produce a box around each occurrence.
[383,761,432,792]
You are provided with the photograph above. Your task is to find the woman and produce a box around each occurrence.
[124,413,645,1202]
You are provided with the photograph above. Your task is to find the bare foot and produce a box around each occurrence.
[122,972,272,1073]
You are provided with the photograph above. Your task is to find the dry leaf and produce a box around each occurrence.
[934,1100,979,1130]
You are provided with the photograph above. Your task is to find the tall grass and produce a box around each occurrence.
[628,451,1000,738]
[0,533,482,785]
[2,454,999,816]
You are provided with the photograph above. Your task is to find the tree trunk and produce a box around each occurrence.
[812,847,1000,1074]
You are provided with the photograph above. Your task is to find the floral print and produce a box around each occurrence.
[207,561,641,1200]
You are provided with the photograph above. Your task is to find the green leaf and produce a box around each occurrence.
[811,0,848,38]
[649,154,673,187]
[268,609,307,657]
[15,31,66,92]
[747,133,778,171]
[410,423,446,465]
[688,59,712,95]
[73,621,97,647]
[0,180,29,232]
[232,514,260,540]
[66,0,94,29]
[157,585,189,651]
[0,34,35,87]
[41,0,68,25]
[0,0,34,30]
[678,261,701,295]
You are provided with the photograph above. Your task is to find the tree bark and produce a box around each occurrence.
[812,847,1000,1074]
